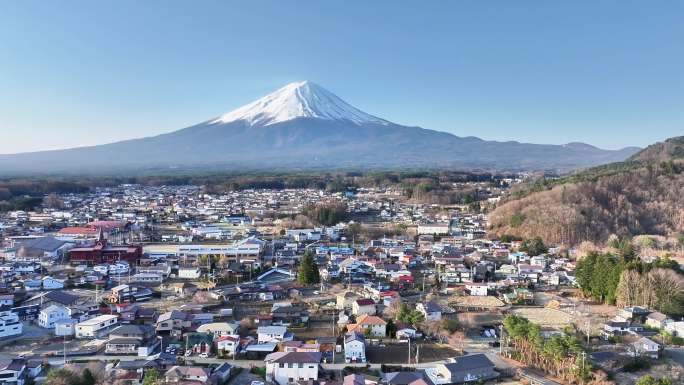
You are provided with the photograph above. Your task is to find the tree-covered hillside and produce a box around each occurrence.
[489,136,684,245]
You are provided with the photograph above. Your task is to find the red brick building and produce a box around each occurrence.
[69,230,142,265]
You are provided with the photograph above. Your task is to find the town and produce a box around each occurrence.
[0,176,680,385]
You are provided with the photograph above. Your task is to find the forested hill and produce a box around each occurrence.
[488,136,684,245]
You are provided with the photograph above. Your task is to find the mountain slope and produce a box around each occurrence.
[0,81,639,174]
[489,136,684,245]
[628,136,684,163]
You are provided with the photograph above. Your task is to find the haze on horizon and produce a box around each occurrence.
[1,1,682,154]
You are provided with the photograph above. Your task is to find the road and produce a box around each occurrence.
[666,347,684,366]
[40,352,515,372]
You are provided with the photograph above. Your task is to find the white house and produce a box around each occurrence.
[75,314,118,338]
[55,319,77,336]
[465,283,489,297]
[38,304,70,329]
[352,299,376,316]
[346,315,387,338]
[258,325,291,344]
[197,322,240,338]
[633,337,662,359]
[396,325,419,339]
[265,351,321,384]
[344,332,366,363]
[216,335,240,357]
[178,267,201,279]
[417,223,450,235]
[42,277,65,290]
[0,295,14,307]
[0,308,22,338]
[417,301,442,321]
[0,359,26,385]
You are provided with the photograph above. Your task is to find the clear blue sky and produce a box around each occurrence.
[1,1,682,154]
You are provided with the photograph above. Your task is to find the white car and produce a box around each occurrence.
[251,382,265,385]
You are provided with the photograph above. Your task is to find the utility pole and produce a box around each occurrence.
[416,343,420,364]
[158,335,163,355]
[585,320,591,344]
[408,338,411,365]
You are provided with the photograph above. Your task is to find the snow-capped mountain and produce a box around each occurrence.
[0,81,640,174]
[211,81,389,126]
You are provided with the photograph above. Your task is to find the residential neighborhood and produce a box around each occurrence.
[0,178,679,385]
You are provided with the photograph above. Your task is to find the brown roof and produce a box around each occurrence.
[355,298,375,306]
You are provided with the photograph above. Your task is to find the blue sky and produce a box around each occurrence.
[0,1,682,153]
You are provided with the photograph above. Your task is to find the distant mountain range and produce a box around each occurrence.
[0,81,640,175]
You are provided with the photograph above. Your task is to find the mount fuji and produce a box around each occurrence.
[0,81,639,174]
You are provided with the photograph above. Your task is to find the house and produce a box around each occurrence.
[55,319,77,336]
[41,277,65,290]
[425,354,499,384]
[617,306,650,322]
[382,371,429,385]
[177,266,201,279]
[155,310,191,337]
[211,362,233,383]
[337,291,361,310]
[216,335,241,357]
[417,302,442,321]
[164,366,211,383]
[38,304,70,329]
[184,332,214,357]
[343,373,373,385]
[265,351,321,384]
[75,314,118,338]
[344,332,366,363]
[395,323,419,339]
[346,314,387,337]
[0,307,22,338]
[105,284,132,304]
[633,337,662,359]
[352,298,376,316]
[645,312,671,329]
[171,282,197,297]
[271,304,309,326]
[602,320,644,339]
[105,324,157,356]
[257,325,292,343]
[0,359,26,385]
[197,322,240,338]
[464,283,489,297]
[665,321,684,337]
[256,268,295,283]
[0,295,13,307]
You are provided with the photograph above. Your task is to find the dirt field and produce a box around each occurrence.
[294,320,338,340]
[508,307,572,329]
[365,343,459,364]
[457,312,504,330]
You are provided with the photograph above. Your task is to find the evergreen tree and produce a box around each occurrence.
[298,250,320,285]
[520,237,547,256]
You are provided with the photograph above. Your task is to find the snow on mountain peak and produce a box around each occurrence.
[211,81,390,126]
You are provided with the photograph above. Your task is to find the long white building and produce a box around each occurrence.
[75,314,118,338]
[144,237,265,262]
